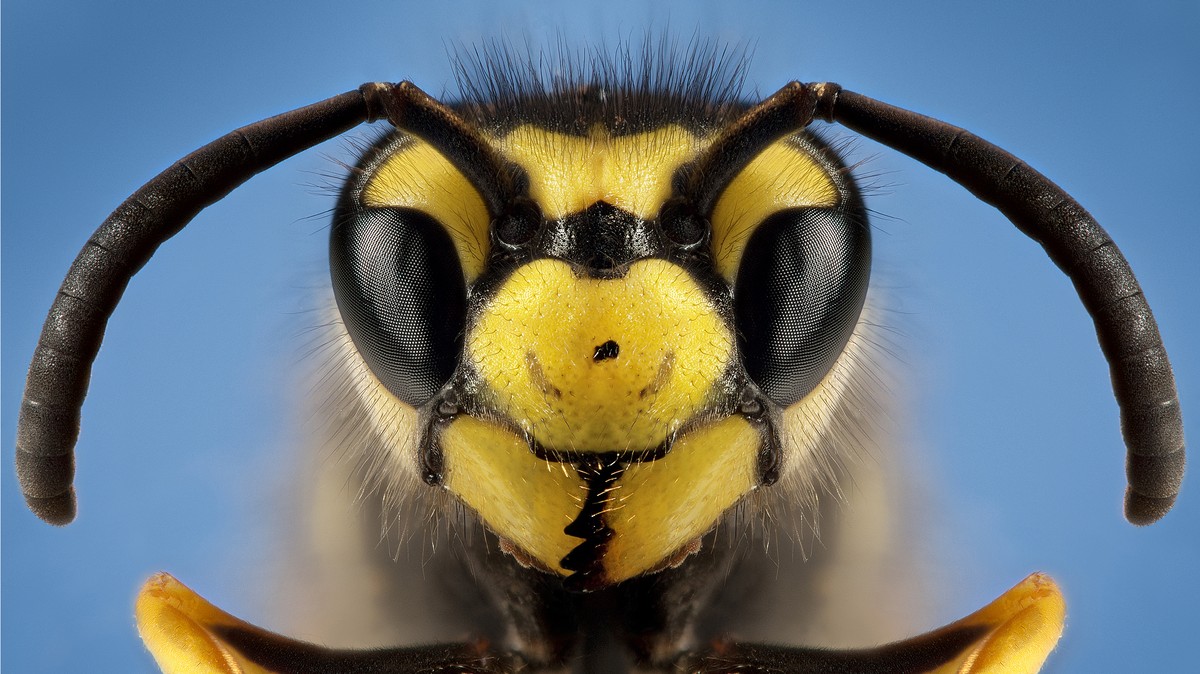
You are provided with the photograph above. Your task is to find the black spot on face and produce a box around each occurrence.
[593,340,620,361]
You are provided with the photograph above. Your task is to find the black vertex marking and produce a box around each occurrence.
[593,340,620,361]
[561,455,625,592]
[542,201,658,278]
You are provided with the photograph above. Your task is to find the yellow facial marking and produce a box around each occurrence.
[603,415,760,582]
[439,413,760,583]
[496,124,702,220]
[711,138,839,280]
[440,415,585,575]
[362,138,490,279]
[468,258,733,452]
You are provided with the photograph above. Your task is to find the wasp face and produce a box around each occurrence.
[328,84,870,588]
[14,36,1185,672]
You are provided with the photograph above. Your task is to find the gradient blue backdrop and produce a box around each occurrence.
[4,1,1198,672]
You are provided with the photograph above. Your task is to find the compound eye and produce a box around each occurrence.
[330,207,467,407]
[734,206,870,407]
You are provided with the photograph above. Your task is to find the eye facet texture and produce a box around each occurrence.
[734,206,871,407]
[330,207,466,407]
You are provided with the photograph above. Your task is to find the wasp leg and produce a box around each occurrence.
[685,573,1064,674]
[135,573,514,674]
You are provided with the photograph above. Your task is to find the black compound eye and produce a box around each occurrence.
[330,207,467,407]
[658,197,708,249]
[493,197,542,249]
[734,207,871,408]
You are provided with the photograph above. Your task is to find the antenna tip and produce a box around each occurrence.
[1125,490,1176,525]
[24,490,76,526]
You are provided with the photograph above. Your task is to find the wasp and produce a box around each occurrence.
[11,41,1187,673]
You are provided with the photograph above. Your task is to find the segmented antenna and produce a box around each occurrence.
[16,81,1183,526]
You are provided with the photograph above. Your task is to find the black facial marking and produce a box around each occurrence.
[756,434,781,488]
[420,440,444,487]
[593,340,620,361]
[541,202,659,278]
[737,388,781,487]
[418,396,461,486]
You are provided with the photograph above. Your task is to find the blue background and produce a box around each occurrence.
[3,1,1197,672]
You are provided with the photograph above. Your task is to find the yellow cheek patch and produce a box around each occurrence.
[440,415,585,576]
[496,124,702,220]
[468,258,733,453]
[602,415,760,583]
[710,138,839,281]
[439,413,759,584]
[362,138,490,280]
